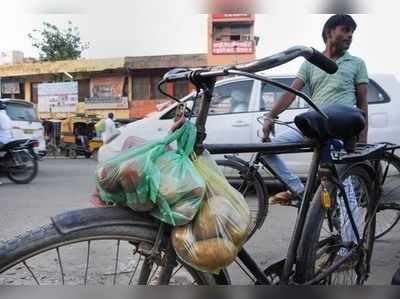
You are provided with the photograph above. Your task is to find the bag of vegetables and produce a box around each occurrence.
[95,121,205,225]
[171,150,251,274]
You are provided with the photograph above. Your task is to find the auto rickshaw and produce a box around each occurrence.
[42,119,62,157]
[59,116,103,159]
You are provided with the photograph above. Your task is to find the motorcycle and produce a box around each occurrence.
[0,139,39,184]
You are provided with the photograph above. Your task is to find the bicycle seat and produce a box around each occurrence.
[294,104,365,151]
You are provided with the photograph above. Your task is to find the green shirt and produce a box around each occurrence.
[297,51,369,107]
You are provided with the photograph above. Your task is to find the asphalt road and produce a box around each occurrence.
[0,158,399,285]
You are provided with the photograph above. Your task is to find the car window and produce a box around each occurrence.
[367,79,390,104]
[6,103,39,122]
[192,80,253,115]
[260,78,311,111]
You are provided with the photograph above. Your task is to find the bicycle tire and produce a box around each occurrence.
[0,213,216,286]
[216,159,268,238]
[375,153,400,239]
[296,164,375,285]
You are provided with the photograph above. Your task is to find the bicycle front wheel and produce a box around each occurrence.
[216,159,268,238]
[296,164,375,285]
[0,209,216,286]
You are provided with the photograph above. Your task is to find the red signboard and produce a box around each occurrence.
[213,41,254,54]
[212,13,251,19]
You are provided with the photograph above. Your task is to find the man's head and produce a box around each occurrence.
[108,112,114,119]
[322,15,357,52]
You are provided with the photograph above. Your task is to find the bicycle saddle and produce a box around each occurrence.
[294,104,365,152]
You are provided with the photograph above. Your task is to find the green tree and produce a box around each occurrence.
[28,21,89,61]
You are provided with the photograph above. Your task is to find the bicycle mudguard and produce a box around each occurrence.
[51,207,161,235]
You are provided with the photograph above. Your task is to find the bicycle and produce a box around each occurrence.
[0,46,386,285]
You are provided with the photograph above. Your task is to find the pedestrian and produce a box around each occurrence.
[102,112,117,143]
[0,101,13,185]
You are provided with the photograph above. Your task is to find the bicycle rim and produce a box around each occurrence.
[0,224,215,285]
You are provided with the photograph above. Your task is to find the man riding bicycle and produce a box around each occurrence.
[262,14,369,206]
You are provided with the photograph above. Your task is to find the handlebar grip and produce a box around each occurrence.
[162,68,192,82]
[306,48,338,74]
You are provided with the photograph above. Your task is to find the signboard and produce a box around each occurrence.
[85,76,128,109]
[212,13,251,19]
[213,40,254,54]
[38,82,78,113]
[1,81,20,94]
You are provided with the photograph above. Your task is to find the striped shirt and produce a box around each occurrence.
[297,51,369,107]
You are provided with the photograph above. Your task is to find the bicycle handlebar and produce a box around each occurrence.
[163,46,337,82]
[161,46,337,120]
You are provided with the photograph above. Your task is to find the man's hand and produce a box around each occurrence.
[262,117,275,142]
[170,114,186,132]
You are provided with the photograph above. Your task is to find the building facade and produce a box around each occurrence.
[0,14,256,121]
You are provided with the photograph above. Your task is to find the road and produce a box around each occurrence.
[0,158,399,285]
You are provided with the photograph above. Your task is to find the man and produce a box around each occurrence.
[0,101,12,148]
[0,101,13,185]
[262,14,369,205]
[102,112,117,143]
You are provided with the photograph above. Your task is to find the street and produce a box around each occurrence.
[0,158,399,285]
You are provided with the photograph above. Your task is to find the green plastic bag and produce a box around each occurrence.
[95,122,205,226]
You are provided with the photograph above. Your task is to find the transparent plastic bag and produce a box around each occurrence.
[95,121,205,225]
[171,150,251,273]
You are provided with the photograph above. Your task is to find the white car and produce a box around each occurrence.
[1,99,47,156]
[98,74,400,175]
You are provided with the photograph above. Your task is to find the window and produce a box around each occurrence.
[213,23,251,42]
[193,80,253,115]
[6,102,39,122]
[260,78,311,111]
[133,76,151,100]
[151,75,166,99]
[78,79,90,102]
[367,79,390,104]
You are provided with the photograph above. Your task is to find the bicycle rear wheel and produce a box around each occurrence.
[0,209,216,286]
[216,159,268,238]
[375,153,400,239]
[296,164,375,285]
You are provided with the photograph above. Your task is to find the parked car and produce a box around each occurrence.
[98,74,400,175]
[0,99,46,157]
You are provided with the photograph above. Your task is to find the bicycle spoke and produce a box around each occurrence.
[113,240,121,286]
[170,264,184,279]
[128,255,142,285]
[22,261,40,285]
[234,259,256,283]
[56,247,65,285]
[148,265,160,284]
[84,241,91,286]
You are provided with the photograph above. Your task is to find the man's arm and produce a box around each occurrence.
[262,79,305,141]
[355,83,368,143]
[267,79,305,118]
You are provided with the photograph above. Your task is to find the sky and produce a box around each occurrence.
[0,0,399,78]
